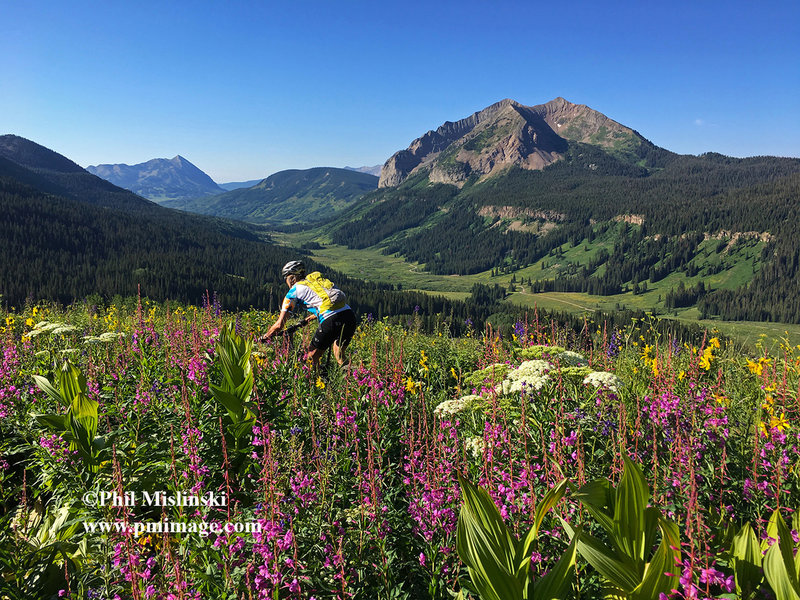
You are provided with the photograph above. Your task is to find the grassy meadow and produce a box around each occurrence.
[1,298,800,599]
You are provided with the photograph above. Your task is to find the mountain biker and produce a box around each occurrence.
[261,260,357,369]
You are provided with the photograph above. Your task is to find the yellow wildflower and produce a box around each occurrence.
[770,412,789,432]
[419,351,429,372]
[709,337,720,349]
[699,347,714,371]
[678,370,686,381]
[315,377,325,390]
[405,376,417,394]
[26,317,34,327]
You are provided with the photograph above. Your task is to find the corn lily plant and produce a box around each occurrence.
[456,473,579,600]
[562,455,681,600]
[210,322,256,452]
[32,360,102,474]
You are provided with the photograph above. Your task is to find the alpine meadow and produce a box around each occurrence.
[4,83,800,600]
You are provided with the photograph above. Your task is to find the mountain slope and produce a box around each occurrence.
[378,98,658,188]
[87,155,223,202]
[164,167,378,225]
[0,135,156,211]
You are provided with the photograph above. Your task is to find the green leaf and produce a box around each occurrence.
[68,390,99,472]
[574,478,615,534]
[631,517,681,600]
[458,511,522,600]
[614,456,649,565]
[58,361,87,404]
[456,474,522,600]
[764,545,800,600]
[531,479,568,542]
[561,518,640,592]
[34,414,69,432]
[210,385,245,421]
[32,375,66,407]
[458,474,517,573]
[763,510,800,600]
[731,523,763,598]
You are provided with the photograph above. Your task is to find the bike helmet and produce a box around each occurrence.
[281,260,306,278]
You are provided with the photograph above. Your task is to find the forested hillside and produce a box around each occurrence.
[326,147,800,322]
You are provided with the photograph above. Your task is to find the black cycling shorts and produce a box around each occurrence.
[310,309,357,352]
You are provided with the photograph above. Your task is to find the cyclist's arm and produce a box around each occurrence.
[264,310,290,339]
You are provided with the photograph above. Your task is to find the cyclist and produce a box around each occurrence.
[262,260,357,369]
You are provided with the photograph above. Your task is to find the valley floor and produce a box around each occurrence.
[278,233,800,348]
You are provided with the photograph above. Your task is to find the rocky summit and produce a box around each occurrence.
[378,97,643,188]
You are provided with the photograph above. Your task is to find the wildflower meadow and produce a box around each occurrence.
[1,298,800,600]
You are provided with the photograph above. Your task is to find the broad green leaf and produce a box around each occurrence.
[764,543,800,600]
[561,518,640,592]
[775,511,800,593]
[614,456,649,565]
[731,522,763,597]
[574,479,615,534]
[763,510,800,600]
[795,513,800,582]
[531,479,568,541]
[32,375,65,407]
[458,473,517,575]
[59,361,87,404]
[631,517,680,600]
[210,385,245,420]
[642,506,661,557]
[68,390,99,472]
[34,414,69,432]
[457,505,522,600]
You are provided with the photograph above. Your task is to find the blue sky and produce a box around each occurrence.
[2,0,798,182]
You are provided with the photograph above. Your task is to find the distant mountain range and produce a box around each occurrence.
[218,179,263,191]
[0,134,486,326]
[164,167,378,226]
[86,157,383,220]
[87,155,224,202]
[5,95,800,324]
[344,165,382,177]
[0,134,295,307]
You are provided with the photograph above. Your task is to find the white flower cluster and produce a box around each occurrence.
[583,371,622,393]
[434,394,481,417]
[82,332,124,344]
[496,360,551,395]
[555,350,588,367]
[24,321,77,337]
[465,436,485,459]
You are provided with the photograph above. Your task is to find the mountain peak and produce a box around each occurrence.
[87,155,222,202]
[378,98,645,188]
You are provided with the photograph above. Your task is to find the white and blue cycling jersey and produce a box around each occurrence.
[281,281,351,322]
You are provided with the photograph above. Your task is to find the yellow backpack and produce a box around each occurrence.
[297,272,346,313]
